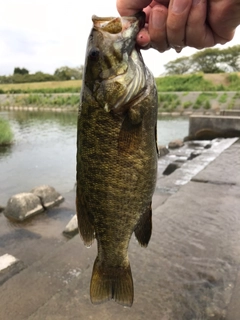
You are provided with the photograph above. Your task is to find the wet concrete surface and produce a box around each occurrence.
[0,138,240,319]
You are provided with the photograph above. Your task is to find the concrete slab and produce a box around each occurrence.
[0,254,25,285]
[0,235,95,320]
[189,115,240,137]
[193,139,240,186]
[227,269,240,320]
[25,181,240,320]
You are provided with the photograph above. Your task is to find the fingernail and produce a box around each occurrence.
[172,0,189,13]
[137,32,149,47]
[152,9,165,29]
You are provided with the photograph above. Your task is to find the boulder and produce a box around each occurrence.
[168,139,184,149]
[4,193,44,221]
[31,185,64,209]
[162,162,181,176]
[0,254,25,285]
[63,214,79,238]
[188,150,202,160]
[158,145,169,158]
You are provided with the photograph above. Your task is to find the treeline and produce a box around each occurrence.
[0,66,83,84]
[164,45,240,75]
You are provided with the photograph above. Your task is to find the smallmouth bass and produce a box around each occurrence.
[76,13,158,307]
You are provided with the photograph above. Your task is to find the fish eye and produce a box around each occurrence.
[89,48,100,61]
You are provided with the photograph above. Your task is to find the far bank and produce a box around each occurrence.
[0,91,239,115]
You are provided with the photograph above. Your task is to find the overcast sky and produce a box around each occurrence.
[1,0,240,77]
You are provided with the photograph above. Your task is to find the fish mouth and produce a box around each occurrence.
[92,12,145,35]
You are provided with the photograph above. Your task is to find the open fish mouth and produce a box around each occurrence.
[92,12,145,35]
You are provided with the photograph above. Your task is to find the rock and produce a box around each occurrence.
[162,162,181,176]
[188,150,202,160]
[4,193,44,221]
[0,254,25,285]
[63,214,79,238]
[158,145,169,158]
[0,205,5,213]
[168,139,184,149]
[31,185,64,209]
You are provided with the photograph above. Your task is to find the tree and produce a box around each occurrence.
[191,48,225,73]
[54,66,83,80]
[13,67,29,75]
[164,56,192,75]
[220,45,240,72]
[164,45,240,75]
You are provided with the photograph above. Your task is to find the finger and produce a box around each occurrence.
[166,0,192,49]
[136,27,151,47]
[147,4,169,52]
[186,0,215,48]
[117,0,152,16]
[208,1,240,44]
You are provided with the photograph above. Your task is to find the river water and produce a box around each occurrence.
[0,110,188,206]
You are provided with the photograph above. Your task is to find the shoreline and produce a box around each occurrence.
[0,105,221,117]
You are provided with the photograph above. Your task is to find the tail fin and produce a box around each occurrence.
[90,257,134,307]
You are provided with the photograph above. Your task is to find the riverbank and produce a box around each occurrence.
[0,91,239,115]
[0,138,239,319]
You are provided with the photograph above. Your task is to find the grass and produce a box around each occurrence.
[0,73,240,94]
[193,92,218,109]
[155,74,216,92]
[0,80,82,94]
[218,93,228,103]
[11,94,80,108]
[0,117,13,145]
[158,93,181,111]
[183,101,192,109]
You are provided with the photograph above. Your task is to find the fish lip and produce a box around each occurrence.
[92,12,145,35]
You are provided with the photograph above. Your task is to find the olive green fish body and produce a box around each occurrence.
[76,14,158,307]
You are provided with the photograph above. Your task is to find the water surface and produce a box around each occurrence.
[0,110,188,205]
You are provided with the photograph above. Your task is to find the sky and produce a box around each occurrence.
[1,0,240,77]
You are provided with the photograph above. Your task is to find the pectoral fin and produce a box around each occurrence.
[134,202,152,247]
[118,114,142,155]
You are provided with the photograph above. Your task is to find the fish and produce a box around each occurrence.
[76,13,158,307]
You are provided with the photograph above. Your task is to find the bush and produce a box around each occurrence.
[218,93,228,103]
[155,74,216,92]
[0,117,13,145]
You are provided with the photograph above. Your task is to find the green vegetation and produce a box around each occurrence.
[1,73,240,95]
[156,74,215,92]
[227,73,240,91]
[12,94,80,108]
[0,66,83,84]
[183,101,192,109]
[0,80,82,94]
[0,117,13,145]
[164,45,240,74]
[218,93,228,103]
[158,93,181,112]
[193,92,218,109]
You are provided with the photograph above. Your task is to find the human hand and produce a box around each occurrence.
[116,0,240,52]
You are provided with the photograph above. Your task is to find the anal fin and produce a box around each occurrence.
[134,202,152,247]
[90,257,133,307]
